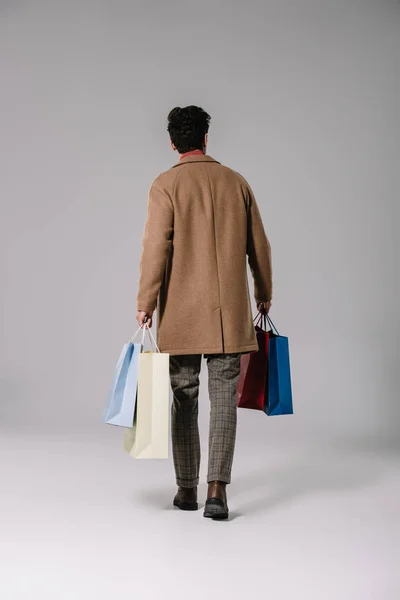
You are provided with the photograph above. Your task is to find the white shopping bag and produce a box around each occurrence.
[124,324,170,459]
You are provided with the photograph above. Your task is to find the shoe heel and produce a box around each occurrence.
[173,499,199,511]
[203,499,228,520]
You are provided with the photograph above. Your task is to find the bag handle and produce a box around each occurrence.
[265,314,280,336]
[253,312,280,336]
[253,312,267,331]
[145,323,161,353]
[129,323,161,352]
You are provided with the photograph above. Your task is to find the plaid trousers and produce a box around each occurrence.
[169,352,242,487]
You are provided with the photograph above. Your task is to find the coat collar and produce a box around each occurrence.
[172,154,221,168]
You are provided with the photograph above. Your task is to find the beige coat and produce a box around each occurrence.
[136,154,273,356]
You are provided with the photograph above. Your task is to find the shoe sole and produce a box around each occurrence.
[203,504,229,520]
[173,499,199,511]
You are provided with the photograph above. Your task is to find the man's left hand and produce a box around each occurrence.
[257,301,272,315]
[136,310,154,328]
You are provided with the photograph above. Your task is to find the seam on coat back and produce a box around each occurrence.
[205,167,224,350]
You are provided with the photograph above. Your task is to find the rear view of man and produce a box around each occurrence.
[136,105,273,520]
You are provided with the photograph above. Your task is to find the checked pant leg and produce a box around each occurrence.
[206,352,242,485]
[169,354,202,488]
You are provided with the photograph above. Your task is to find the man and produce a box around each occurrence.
[136,105,272,520]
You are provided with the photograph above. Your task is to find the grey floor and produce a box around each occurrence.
[1,426,398,600]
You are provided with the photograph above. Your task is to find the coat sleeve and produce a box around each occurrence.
[243,178,273,304]
[136,177,174,312]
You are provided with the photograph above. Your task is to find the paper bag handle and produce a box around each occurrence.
[253,312,280,336]
[130,323,161,352]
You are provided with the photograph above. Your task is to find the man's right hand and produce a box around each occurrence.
[257,301,272,315]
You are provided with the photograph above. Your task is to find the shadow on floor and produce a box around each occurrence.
[229,439,397,516]
[132,438,399,519]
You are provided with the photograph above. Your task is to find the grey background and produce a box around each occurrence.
[1,0,398,441]
[0,2,399,599]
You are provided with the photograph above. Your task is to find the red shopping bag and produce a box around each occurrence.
[237,314,270,410]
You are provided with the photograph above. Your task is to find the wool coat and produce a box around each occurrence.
[136,153,273,356]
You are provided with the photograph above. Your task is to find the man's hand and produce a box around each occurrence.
[136,310,154,328]
[257,301,272,315]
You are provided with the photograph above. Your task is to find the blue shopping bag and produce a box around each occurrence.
[103,326,144,427]
[263,316,293,416]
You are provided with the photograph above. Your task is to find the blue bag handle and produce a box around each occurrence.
[253,311,280,336]
[266,314,280,336]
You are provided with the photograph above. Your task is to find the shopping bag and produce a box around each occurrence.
[263,316,293,416]
[236,313,269,410]
[124,324,170,459]
[103,332,141,427]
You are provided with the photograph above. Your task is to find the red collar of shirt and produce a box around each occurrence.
[179,149,205,161]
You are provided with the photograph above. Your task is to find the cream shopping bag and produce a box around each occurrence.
[124,324,170,459]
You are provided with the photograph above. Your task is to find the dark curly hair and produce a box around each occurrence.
[167,105,211,154]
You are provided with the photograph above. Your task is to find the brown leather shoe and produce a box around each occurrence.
[204,480,229,520]
[173,486,198,511]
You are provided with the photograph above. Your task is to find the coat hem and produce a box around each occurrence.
[158,343,259,356]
